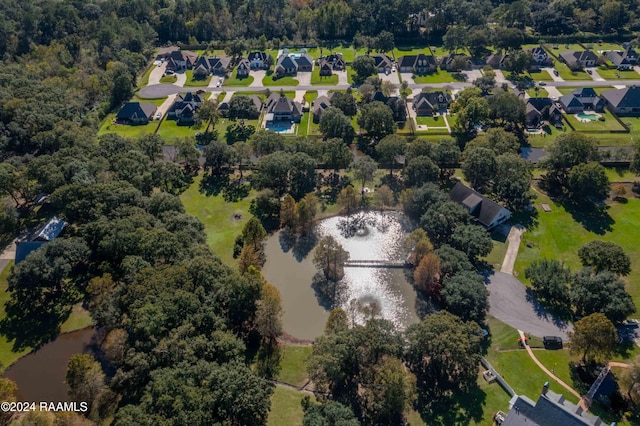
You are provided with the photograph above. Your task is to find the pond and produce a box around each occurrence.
[3,328,100,403]
[262,211,421,340]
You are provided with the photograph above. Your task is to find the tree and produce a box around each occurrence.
[568,313,617,364]
[331,91,357,116]
[324,308,349,335]
[493,153,533,210]
[280,194,297,230]
[404,229,434,266]
[420,201,470,245]
[524,259,572,308]
[352,156,378,196]
[443,26,467,52]
[571,269,636,322]
[251,130,285,156]
[138,134,164,164]
[314,236,350,282]
[578,240,631,276]
[195,99,220,134]
[232,141,252,178]
[434,138,461,181]
[250,190,281,232]
[442,271,489,323]
[323,138,353,175]
[413,253,441,298]
[600,0,627,32]
[406,311,481,399]
[453,96,490,137]
[228,95,260,120]
[488,91,526,128]
[351,55,376,84]
[66,354,108,417]
[403,156,439,188]
[451,224,493,259]
[295,194,318,235]
[467,28,490,59]
[621,355,640,405]
[289,153,318,200]
[494,28,525,50]
[462,146,497,191]
[319,107,355,144]
[108,62,134,107]
[337,186,359,214]
[357,102,397,139]
[302,399,359,426]
[253,152,291,196]
[473,72,496,95]
[242,216,267,250]
[503,49,533,75]
[203,141,236,177]
[376,135,405,177]
[566,162,610,202]
[468,128,519,155]
[374,31,395,53]
[255,282,283,344]
[542,133,599,187]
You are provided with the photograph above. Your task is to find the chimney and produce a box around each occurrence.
[541,382,549,396]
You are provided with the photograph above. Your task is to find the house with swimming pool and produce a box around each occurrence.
[600,86,640,116]
[559,88,605,114]
[264,92,303,132]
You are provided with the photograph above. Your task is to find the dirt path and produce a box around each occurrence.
[609,361,630,368]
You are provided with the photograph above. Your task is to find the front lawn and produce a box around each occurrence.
[160,75,177,84]
[98,114,155,138]
[224,73,254,87]
[556,86,614,96]
[180,175,256,265]
[262,72,299,87]
[554,62,591,80]
[596,67,640,80]
[184,70,212,87]
[565,110,627,132]
[412,68,458,83]
[415,115,447,127]
[528,70,553,81]
[156,119,204,142]
[526,87,549,98]
[310,68,338,85]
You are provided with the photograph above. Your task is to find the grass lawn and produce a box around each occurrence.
[216,92,226,102]
[604,167,635,182]
[98,114,155,138]
[556,86,614,96]
[415,115,447,127]
[310,68,338,85]
[137,64,154,89]
[180,175,256,265]
[412,68,458,83]
[224,73,254,87]
[184,70,212,87]
[262,72,299,87]
[160,75,177,84]
[514,191,640,313]
[277,345,311,387]
[156,119,204,142]
[554,61,591,80]
[596,67,640,80]
[527,70,553,81]
[566,110,626,132]
[483,231,508,269]
[268,386,312,426]
[132,96,167,107]
[526,87,549,98]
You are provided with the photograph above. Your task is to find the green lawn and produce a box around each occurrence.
[132,96,167,107]
[527,70,553,81]
[412,68,458,83]
[184,70,212,87]
[137,64,155,89]
[310,68,338,85]
[556,86,614,96]
[554,61,591,80]
[483,231,509,269]
[262,72,300,87]
[514,192,640,313]
[180,175,256,265]
[160,75,177,84]
[277,345,311,387]
[298,91,318,137]
[224,72,254,87]
[415,115,447,127]
[596,67,640,80]
[566,110,627,132]
[526,87,549,98]
[604,167,635,182]
[98,114,155,138]
[268,386,312,426]
[156,119,204,142]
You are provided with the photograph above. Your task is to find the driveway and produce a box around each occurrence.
[297,71,312,86]
[174,71,186,87]
[493,70,507,83]
[337,70,349,86]
[500,225,524,274]
[463,69,483,82]
[487,271,573,339]
[149,62,167,85]
[587,67,606,82]
[155,94,177,119]
[379,71,401,84]
[250,70,267,88]
[545,86,563,100]
[545,68,565,82]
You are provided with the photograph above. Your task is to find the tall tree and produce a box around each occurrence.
[524,259,572,309]
[357,102,397,139]
[352,156,378,196]
[314,236,350,282]
[450,224,493,259]
[375,135,406,176]
[319,107,355,144]
[568,313,617,364]
[255,282,283,344]
[242,217,267,250]
[571,269,636,322]
[566,162,610,202]
[578,240,631,276]
[442,271,489,323]
[351,55,376,84]
[462,146,497,191]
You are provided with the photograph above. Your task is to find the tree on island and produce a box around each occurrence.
[314,236,350,282]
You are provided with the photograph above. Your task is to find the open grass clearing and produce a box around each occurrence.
[277,345,311,387]
[156,119,203,142]
[268,386,312,426]
[262,72,300,87]
[554,61,591,80]
[415,115,447,127]
[412,68,458,83]
[224,73,254,87]
[98,114,155,138]
[483,231,508,269]
[566,110,627,132]
[526,87,549,98]
[597,68,640,80]
[310,68,338,85]
[160,75,177,84]
[528,70,554,81]
[556,86,614,96]
[184,70,212,87]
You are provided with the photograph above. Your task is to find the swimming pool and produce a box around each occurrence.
[577,113,598,121]
[265,122,295,133]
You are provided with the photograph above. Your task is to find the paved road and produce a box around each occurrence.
[488,271,573,339]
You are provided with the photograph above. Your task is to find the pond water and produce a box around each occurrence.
[3,328,99,403]
[262,211,420,340]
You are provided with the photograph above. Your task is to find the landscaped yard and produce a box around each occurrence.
[156,119,203,142]
[514,191,640,312]
[310,68,338,85]
[184,70,212,87]
[224,72,254,87]
[262,72,299,87]
[412,68,458,83]
[98,114,155,138]
[526,87,549,98]
[553,61,591,80]
[180,175,256,265]
[596,67,640,80]
[160,75,177,84]
[556,86,614,96]
[415,115,447,127]
[565,110,626,132]
[527,70,553,81]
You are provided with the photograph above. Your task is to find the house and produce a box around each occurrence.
[606,46,638,70]
[318,53,345,72]
[167,92,204,124]
[264,92,303,123]
[116,102,157,124]
[312,94,334,123]
[449,182,511,229]
[559,50,598,69]
[15,216,67,264]
[559,88,605,113]
[486,53,508,69]
[236,59,251,77]
[192,56,231,77]
[501,382,610,426]
[528,46,552,66]
[372,54,394,73]
[600,86,640,116]
[440,53,471,71]
[248,51,269,69]
[412,91,452,115]
[525,98,563,127]
[318,59,334,76]
[274,52,314,77]
[156,46,180,61]
[164,50,198,71]
[397,53,437,74]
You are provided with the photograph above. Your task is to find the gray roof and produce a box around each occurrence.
[503,390,606,426]
[248,51,268,62]
[35,216,67,241]
[398,53,436,68]
[600,86,640,108]
[560,50,598,64]
[449,182,509,227]
[265,93,302,115]
[116,102,156,121]
[277,55,298,70]
[372,54,393,69]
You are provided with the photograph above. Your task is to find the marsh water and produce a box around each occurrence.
[262,211,420,340]
[4,328,99,403]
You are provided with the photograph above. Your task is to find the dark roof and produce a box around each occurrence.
[601,86,640,108]
[449,182,509,227]
[372,54,393,69]
[277,55,297,69]
[560,50,598,64]
[503,391,605,426]
[397,53,436,68]
[527,97,553,112]
[237,59,251,70]
[248,51,268,62]
[295,54,313,67]
[116,102,156,121]
[265,93,302,115]
[15,242,45,264]
[414,91,452,109]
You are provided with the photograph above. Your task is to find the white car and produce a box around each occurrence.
[155,112,162,120]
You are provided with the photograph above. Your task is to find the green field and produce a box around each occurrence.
[180,175,256,264]
[596,68,640,80]
[483,231,509,269]
[98,114,155,138]
[224,72,254,87]
[553,61,591,80]
[184,70,212,87]
[412,68,458,83]
[415,115,448,127]
[566,110,627,132]
[310,68,338,85]
[138,64,155,89]
[528,70,553,81]
[262,73,300,87]
[556,86,614,96]
[526,87,549,98]
[514,191,640,313]
[156,119,203,142]
[277,345,311,387]
[268,386,312,426]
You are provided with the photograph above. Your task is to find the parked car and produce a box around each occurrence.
[538,82,547,86]
[553,69,559,76]
[155,112,162,120]
[164,70,174,75]
[587,69,593,75]
[622,319,639,327]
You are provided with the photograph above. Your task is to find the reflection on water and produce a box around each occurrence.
[263,211,419,340]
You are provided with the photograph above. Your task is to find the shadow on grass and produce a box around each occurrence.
[416,385,486,426]
[199,173,229,196]
[510,207,539,231]
[560,200,614,235]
